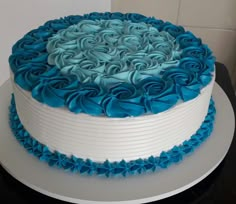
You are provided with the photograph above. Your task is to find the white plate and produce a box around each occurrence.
[0,80,235,204]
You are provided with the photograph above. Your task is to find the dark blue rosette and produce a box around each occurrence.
[9,50,48,73]
[163,68,201,101]
[139,77,178,114]
[14,63,52,91]
[26,26,54,40]
[85,12,109,20]
[65,83,104,115]
[124,13,147,22]
[102,83,145,117]
[182,44,214,60]
[44,18,70,31]
[144,17,164,30]
[176,31,201,49]
[32,74,79,107]
[12,36,46,53]
[161,22,185,38]
[110,12,125,20]
[179,57,214,86]
[179,57,207,72]
[64,15,84,25]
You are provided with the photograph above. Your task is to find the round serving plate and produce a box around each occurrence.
[0,80,235,204]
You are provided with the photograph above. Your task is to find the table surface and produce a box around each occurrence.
[0,62,236,204]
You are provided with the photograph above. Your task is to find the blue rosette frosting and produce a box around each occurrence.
[14,63,52,91]
[161,22,185,38]
[139,77,178,113]
[9,12,215,117]
[102,83,145,117]
[32,71,79,107]
[66,83,104,115]
[9,95,216,177]
[162,68,201,101]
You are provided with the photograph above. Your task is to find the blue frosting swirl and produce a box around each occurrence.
[9,95,216,177]
[139,77,178,113]
[9,12,215,117]
[32,71,79,107]
[102,83,145,117]
[162,68,201,101]
[161,22,185,38]
[66,83,104,115]
[14,63,53,91]
[9,50,48,73]
[176,32,202,49]
[144,18,164,30]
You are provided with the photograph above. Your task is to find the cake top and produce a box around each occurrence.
[9,12,215,117]
[46,19,182,86]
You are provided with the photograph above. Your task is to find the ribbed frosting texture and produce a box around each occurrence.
[9,94,216,177]
[12,72,214,162]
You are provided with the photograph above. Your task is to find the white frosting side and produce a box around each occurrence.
[12,73,215,162]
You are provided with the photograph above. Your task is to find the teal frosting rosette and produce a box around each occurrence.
[139,77,178,113]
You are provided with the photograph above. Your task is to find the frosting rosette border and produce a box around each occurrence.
[9,95,216,177]
[9,12,215,117]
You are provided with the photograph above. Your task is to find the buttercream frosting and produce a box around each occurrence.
[9,95,216,177]
[8,12,216,178]
[9,12,215,117]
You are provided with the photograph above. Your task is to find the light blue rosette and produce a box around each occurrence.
[103,19,124,33]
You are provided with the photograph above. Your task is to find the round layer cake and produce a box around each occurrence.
[9,12,216,177]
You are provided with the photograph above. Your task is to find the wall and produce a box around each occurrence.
[112,0,236,89]
[0,0,110,86]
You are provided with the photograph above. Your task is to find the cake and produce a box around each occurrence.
[8,12,216,177]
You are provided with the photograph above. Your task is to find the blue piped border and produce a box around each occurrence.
[9,94,216,177]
